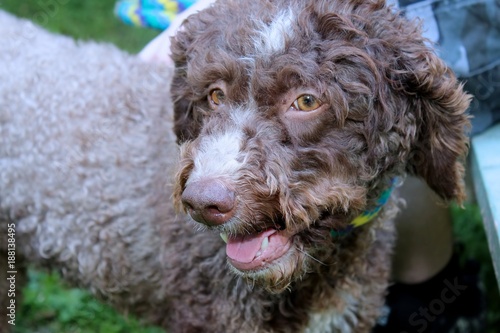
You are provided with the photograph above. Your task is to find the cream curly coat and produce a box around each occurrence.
[0,9,175,325]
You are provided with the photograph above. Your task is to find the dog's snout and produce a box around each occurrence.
[181,179,236,226]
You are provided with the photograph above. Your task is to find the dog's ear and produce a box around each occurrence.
[170,37,202,144]
[400,48,471,203]
[169,14,209,144]
[171,78,203,144]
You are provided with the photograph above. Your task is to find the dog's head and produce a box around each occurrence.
[170,0,470,292]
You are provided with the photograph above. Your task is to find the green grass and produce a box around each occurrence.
[14,270,163,333]
[2,1,499,332]
[0,0,159,53]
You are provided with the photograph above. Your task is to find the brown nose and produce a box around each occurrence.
[181,179,236,226]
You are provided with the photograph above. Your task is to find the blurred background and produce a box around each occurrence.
[0,0,498,332]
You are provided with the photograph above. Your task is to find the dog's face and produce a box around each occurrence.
[171,0,470,292]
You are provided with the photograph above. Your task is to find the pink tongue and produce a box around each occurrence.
[226,229,277,263]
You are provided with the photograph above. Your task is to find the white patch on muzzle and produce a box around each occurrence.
[188,129,244,184]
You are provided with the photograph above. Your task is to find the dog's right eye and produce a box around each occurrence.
[208,89,226,108]
[292,94,322,112]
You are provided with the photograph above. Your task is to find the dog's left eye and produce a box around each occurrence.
[292,94,322,112]
[208,89,226,108]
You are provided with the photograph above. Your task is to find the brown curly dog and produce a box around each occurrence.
[0,0,469,332]
[169,0,470,331]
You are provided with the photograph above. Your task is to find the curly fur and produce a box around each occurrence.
[1,0,470,331]
[170,0,470,331]
[0,10,174,325]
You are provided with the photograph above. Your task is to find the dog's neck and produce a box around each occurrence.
[330,181,395,238]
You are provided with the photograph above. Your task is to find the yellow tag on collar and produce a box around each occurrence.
[351,212,378,227]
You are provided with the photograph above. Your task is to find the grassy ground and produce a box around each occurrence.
[14,270,163,333]
[0,0,158,53]
[2,0,499,332]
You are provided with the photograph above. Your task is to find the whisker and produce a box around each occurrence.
[296,247,328,266]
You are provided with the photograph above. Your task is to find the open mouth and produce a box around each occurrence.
[221,229,292,271]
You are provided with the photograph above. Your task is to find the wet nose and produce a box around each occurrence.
[181,179,236,226]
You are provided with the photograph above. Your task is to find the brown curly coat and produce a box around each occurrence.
[169,0,470,331]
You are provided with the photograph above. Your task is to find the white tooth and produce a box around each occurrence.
[261,237,269,251]
[220,233,228,243]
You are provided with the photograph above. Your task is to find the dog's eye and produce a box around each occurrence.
[209,89,226,108]
[292,94,322,111]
